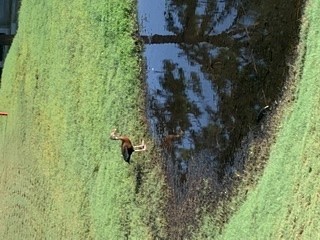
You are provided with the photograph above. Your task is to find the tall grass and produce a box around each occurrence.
[194,0,320,238]
[0,0,166,239]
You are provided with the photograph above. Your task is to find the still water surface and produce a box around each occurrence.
[138,0,301,237]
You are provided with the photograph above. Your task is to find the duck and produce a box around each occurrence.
[110,128,146,163]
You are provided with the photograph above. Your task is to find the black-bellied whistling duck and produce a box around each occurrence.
[110,129,146,163]
[257,105,270,122]
[161,128,184,151]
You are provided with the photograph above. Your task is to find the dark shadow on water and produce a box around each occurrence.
[138,0,303,238]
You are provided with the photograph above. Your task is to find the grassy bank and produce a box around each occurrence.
[195,0,320,239]
[0,0,166,239]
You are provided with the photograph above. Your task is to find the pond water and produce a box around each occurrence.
[138,0,302,238]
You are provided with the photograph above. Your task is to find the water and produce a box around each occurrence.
[138,0,302,238]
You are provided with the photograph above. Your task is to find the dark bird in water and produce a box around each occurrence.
[110,129,146,163]
[257,105,270,122]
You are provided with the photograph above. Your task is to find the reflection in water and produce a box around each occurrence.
[138,0,301,238]
[146,44,219,145]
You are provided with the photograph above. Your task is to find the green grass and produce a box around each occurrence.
[0,0,166,239]
[195,0,320,239]
[2,0,320,239]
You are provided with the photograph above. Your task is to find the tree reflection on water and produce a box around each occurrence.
[139,0,301,238]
